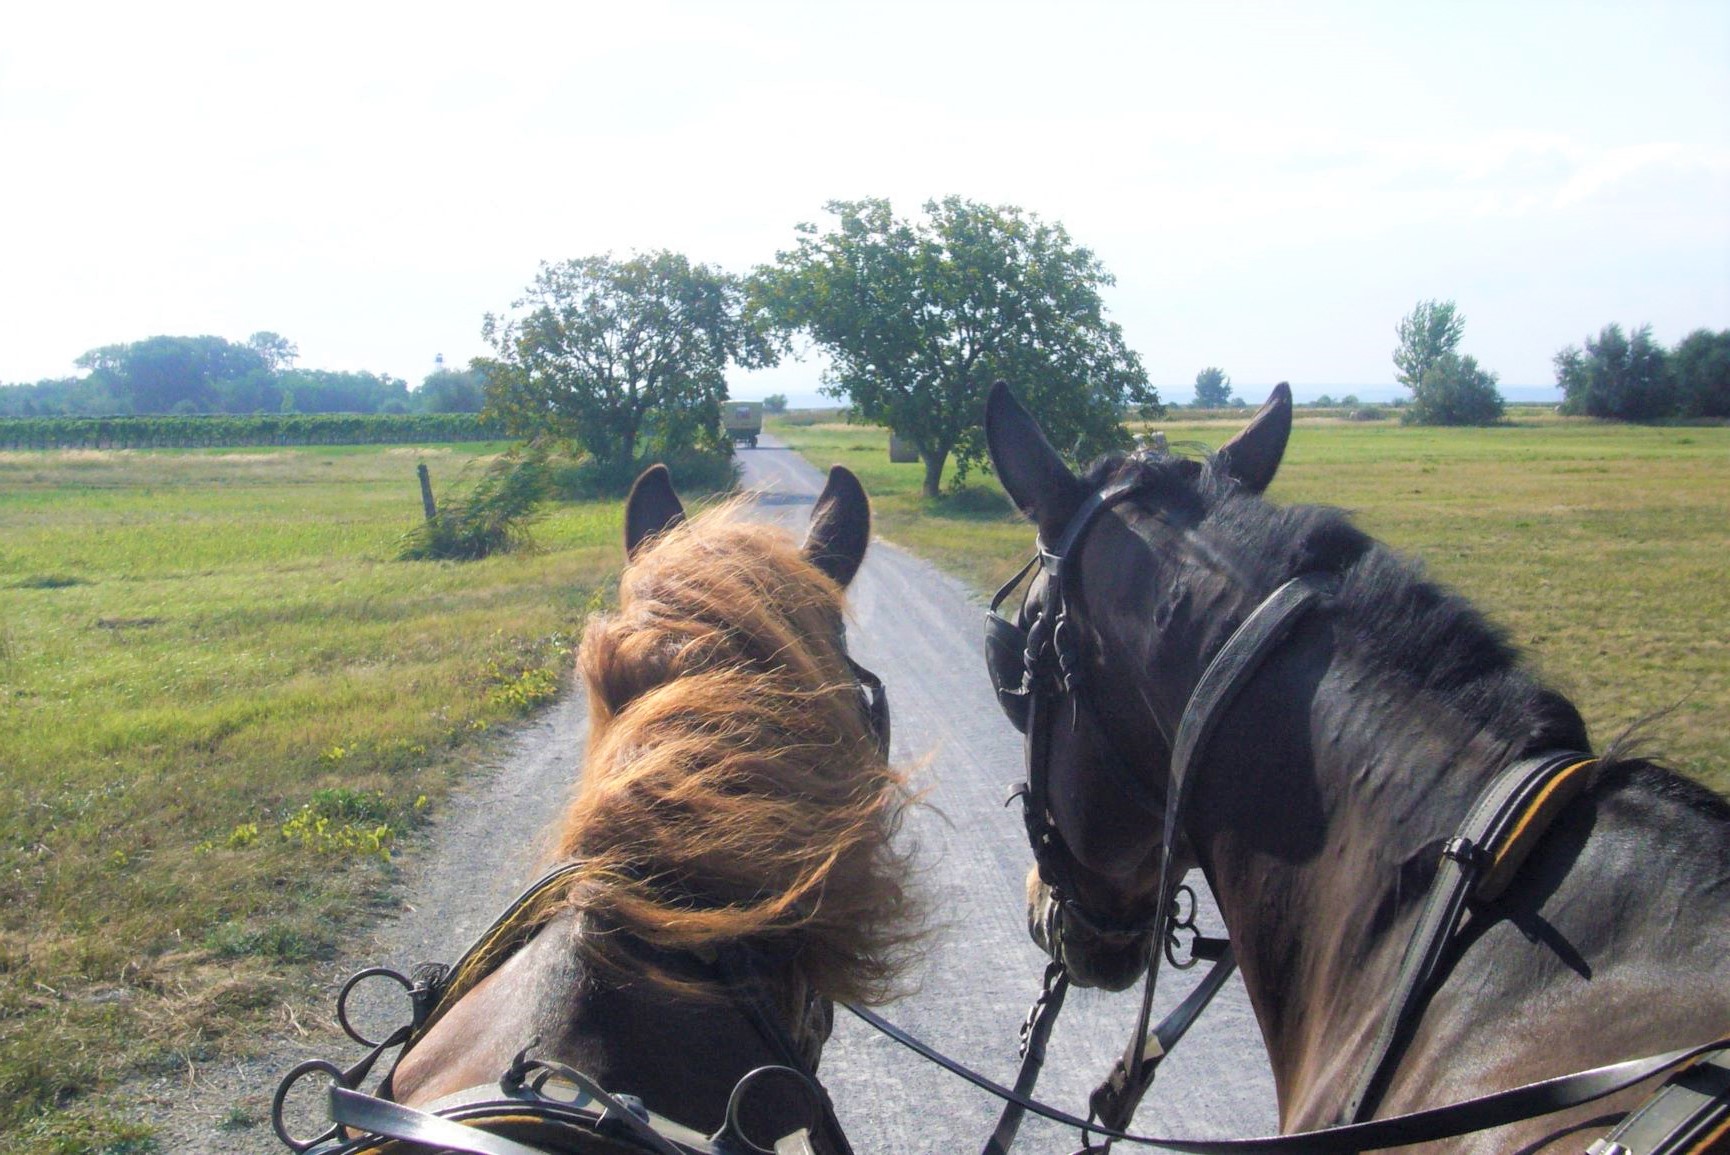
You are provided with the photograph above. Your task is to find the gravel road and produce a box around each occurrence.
[133,439,1277,1153]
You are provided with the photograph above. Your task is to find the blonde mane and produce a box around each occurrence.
[549,502,919,1005]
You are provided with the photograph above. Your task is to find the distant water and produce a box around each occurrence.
[752,385,1563,410]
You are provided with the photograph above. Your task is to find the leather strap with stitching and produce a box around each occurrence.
[1342,751,1598,1123]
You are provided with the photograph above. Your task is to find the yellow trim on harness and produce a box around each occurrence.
[410,864,587,1045]
[1687,1112,1730,1154]
[1476,758,1596,903]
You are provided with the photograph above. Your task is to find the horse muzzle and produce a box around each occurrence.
[1026,871,1154,993]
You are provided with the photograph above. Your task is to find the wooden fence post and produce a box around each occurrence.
[417,463,438,521]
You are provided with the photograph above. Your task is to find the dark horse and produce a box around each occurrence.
[984,383,1729,1153]
[280,464,919,1155]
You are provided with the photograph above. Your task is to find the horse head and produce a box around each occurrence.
[984,381,1295,991]
[380,462,916,1153]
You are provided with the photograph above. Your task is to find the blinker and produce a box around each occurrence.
[985,556,1043,734]
[846,656,892,759]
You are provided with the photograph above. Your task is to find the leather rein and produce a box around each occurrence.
[981,466,1730,1153]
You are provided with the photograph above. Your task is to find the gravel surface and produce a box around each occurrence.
[127,439,1278,1153]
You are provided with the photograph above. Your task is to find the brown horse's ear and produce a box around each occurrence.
[985,380,1086,544]
[804,465,870,588]
[624,464,686,558]
[1216,382,1292,495]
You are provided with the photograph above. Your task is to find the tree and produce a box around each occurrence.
[1403,352,1504,425]
[479,252,768,470]
[1554,324,1673,420]
[417,367,487,413]
[75,335,269,413]
[1193,367,1235,408]
[275,368,409,413]
[246,331,299,373]
[1671,328,1730,419]
[1393,300,1466,390]
[750,197,1157,497]
[762,393,788,413]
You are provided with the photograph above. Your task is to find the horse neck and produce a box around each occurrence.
[1177,620,1522,1119]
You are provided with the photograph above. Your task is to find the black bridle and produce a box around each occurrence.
[984,469,1276,1137]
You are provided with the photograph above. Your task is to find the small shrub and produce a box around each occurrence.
[399,444,549,561]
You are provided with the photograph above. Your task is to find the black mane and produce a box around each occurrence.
[1088,451,1592,758]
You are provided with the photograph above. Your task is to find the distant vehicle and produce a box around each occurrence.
[723,401,763,448]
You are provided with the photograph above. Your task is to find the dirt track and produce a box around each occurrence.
[135,439,1277,1153]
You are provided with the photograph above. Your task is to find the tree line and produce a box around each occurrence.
[0,413,501,451]
[0,332,488,418]
[1386,300,1728,426]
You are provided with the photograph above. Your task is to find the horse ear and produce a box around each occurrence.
[804,465,870,588]
[985,380,1086,543]
[624,464,686,558]
[1216,382,1292,494]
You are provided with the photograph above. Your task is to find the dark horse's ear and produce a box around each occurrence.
[624,464,686,558]
[985,380,1087,545]
[1215,383,1292,495]
[804,465,870,588]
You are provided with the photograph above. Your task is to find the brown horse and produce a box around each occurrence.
[297,464,920,1155]
[984,383,1730,1153]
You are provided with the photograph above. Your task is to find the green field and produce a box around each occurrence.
[771,411,1730,794]
[0,445,626,1150]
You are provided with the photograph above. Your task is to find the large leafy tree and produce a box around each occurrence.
[1193,367,1235,407]
[1671,328,1730,419]
[1392,299,1505,425]
[1554,323,1673,420]
[416,367,488,413]
[750,197,1157,496]
[1403,353,1504,426]
[1393,299,1466,390]
[479,252,767,469]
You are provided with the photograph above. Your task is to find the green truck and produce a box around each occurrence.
[723,401,763,448]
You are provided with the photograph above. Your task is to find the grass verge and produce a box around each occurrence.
[0,444,624,1150]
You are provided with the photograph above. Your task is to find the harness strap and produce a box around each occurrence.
[981,961,1070,1155]
[843,1013,1730,1154]
[1098,573,1339,1133]
[714,945,856,1155]
[1091,946,1238,1133]
[1588,1048,1730,1155]
[328,1087,569,1155]
[1342,751,1597,1123]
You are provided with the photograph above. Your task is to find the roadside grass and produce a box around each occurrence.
[0,445,625,1149]
[770,413,1730,794]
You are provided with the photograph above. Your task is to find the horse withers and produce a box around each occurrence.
[984,382,1730,1153]
[279,463,919,1155]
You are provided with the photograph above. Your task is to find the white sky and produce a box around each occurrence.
[3,0,1727,404]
